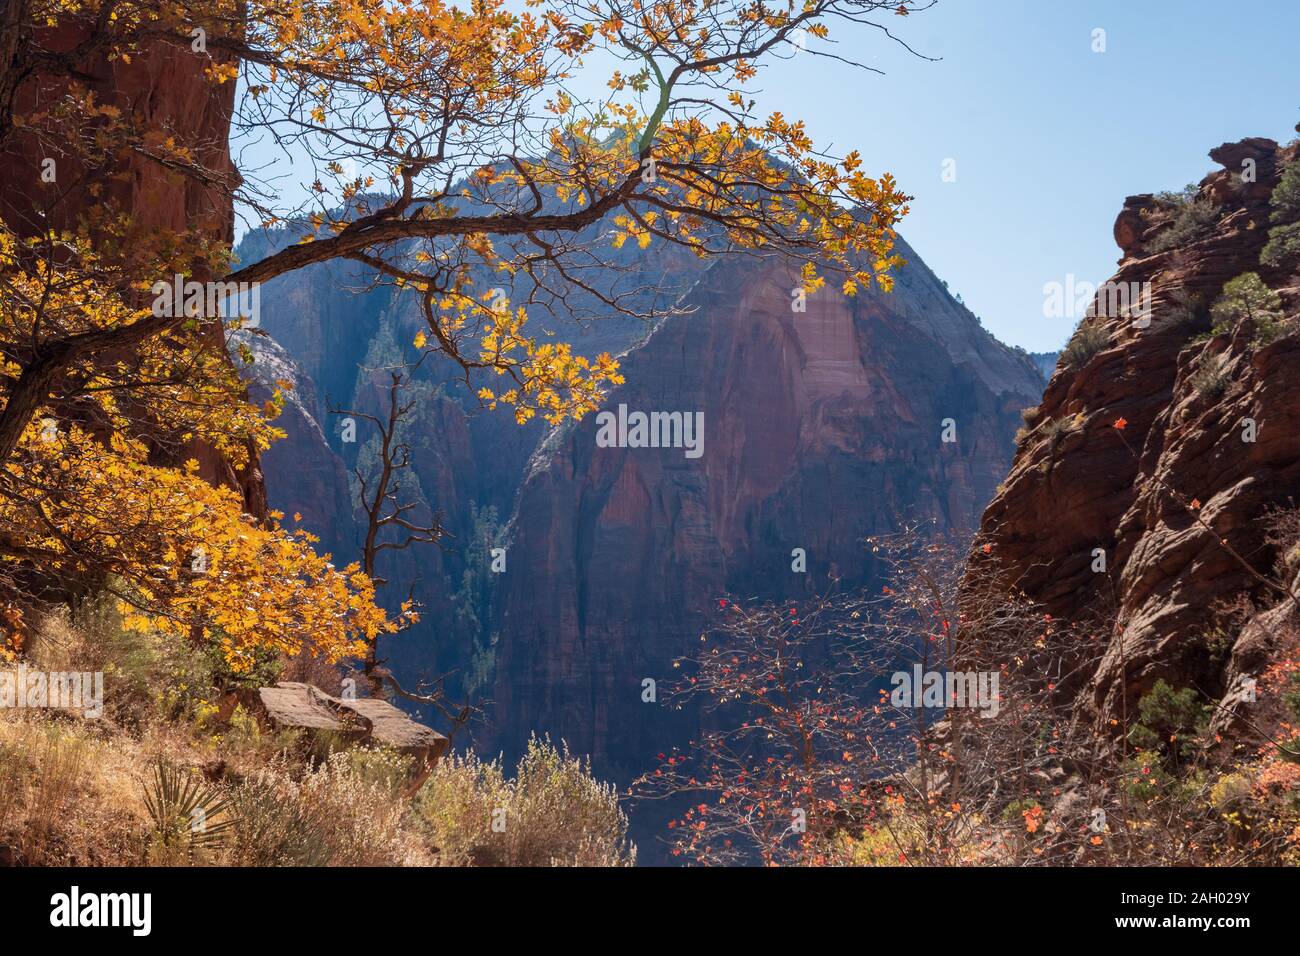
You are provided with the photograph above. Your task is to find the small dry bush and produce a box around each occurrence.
[416,734,635,866]
[0,716,145,865]
[2,602,635,868]
[226,749,428,866]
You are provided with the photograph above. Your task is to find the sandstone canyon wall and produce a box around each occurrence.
[487,241,1044,778]
[240,215,1044,783]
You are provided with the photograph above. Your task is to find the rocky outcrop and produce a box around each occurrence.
[963,133,1300,734]
[244,681,448,792]
[489,240,1044,777]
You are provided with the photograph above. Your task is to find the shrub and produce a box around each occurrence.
[1148,189,1219,253]
[1189,354,1230,400]
[1271,155,1300,221]
[1000,797,1041,823]
[1121,751,1185,801]
[226,751,424,866]
[1209,771,1254,813]
[1261,221,1300,268]
[1127,680,1209,765]
[416,734,635,867]
[1282,672,1300,724]
[1060,322,1109,368]
[30,600,282,732]
[0,727,32,837]
[0,720,104,865]
[1209,272,1288,345]
[1038,416,1077,453]
[141,757,234,865]
[1152,183,1200,206]
[3,603,634,868]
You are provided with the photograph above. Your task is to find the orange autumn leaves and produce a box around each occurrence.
[4,420,403,674]
[0,228,401,672]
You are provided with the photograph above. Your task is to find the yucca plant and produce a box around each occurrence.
[142,757,235,862]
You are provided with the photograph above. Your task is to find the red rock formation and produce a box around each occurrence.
[0,21,265,515]
[963,133,1300,734]
[489,243,1043,776]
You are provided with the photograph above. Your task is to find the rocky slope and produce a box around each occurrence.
[963,131,1300,739]
[234,332,357,561]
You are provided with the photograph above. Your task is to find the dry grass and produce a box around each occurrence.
[0,608,634,867]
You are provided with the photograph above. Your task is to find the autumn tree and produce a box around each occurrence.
[0,0,921,666]
[633,594,897,865]
[634,527,1114,866]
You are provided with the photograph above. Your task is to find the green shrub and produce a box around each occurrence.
[1127,679,1209,763]
[1189,354,1230,400]
[1153,183,1201,205]
[1282,672,1300,723]
[1261,221,1300,268]
[1060,322,1108,368]
[1270,156,1300,221]
[1209,272,1288,345]
[1122,750,1171,801]
[1148,189,1219,253]
[1000,797,1041,823]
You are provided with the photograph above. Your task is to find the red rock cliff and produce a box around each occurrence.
[963,133,1300,737]
[0,20,264,515]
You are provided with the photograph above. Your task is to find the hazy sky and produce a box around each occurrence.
[753,0,1300,351]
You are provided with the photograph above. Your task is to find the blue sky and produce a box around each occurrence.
[234,0,1300,353]
[753,0,1300,351]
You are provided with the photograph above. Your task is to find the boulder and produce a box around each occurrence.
[246,681,448,793]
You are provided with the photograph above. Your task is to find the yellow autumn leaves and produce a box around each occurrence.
[4,421,395,673]
[1,228,397,672]
[410,286,624,426]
